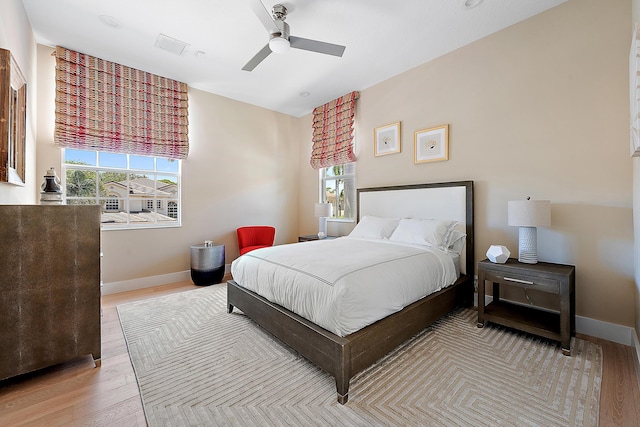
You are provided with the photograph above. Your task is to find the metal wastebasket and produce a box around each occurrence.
[190,241,225,286]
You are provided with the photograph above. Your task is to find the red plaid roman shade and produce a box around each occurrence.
[310,91,359,169]
[54,46,189,159]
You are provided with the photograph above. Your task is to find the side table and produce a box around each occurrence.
[190,241,225,285]
[477,258,575,355]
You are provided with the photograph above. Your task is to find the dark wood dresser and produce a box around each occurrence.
[0,205,101,380]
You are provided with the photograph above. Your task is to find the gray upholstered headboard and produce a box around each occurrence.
[357,181,474,276]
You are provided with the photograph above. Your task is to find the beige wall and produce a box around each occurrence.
[35,47,301,284]
[300,0,635,327]
[0,0,37,204]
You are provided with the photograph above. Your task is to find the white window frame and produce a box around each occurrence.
[61,149,182,230]
[319,162,356,222]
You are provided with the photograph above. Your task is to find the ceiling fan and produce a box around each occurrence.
[242,2,346,71]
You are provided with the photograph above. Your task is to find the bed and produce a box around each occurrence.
[227,180,474,404]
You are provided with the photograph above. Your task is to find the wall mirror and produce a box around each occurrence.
[0,48,27,185]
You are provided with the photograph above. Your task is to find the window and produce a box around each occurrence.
[105,195,119,211]
[320,162,356,220]
[62,149,181,229]
[168,201,178,219]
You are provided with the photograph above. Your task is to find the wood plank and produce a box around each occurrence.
[578,335,640,426]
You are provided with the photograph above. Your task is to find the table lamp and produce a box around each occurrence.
[507,198,551,264]
[314,202,333,239]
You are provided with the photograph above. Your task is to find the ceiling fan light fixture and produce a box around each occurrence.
[269,35,290,54]
[243,1,345,71]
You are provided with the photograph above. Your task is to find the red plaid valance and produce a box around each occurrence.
[54,46,189,159]
[310,91,359,169]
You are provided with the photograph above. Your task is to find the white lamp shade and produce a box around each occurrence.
[508,200,551,227]
[314,202,333,218]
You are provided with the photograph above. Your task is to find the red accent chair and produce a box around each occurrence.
[237,226,276,255]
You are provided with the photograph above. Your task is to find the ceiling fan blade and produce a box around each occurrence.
[290,36,346,57]
[242,43,272,71]
[248,0,278,33]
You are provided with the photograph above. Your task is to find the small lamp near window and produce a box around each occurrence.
[508,198,551,264]
[314,202,333,239]
[40,167,63,205]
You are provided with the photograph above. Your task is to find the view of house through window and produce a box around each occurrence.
[62,149,181,229]
[320,162,356,220]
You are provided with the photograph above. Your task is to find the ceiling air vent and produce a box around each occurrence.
[154,33,189,56]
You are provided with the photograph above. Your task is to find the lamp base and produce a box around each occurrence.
[518,226,538,264]
[318,217,328,239]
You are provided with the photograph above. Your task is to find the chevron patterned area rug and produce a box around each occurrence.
[117,283,601,427]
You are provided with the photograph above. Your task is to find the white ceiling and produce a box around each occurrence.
[20,0,566,117]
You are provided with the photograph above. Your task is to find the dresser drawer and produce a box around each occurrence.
[483,269,560,293]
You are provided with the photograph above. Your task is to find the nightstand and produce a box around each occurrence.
[477,258,575,356]
[298,235,338,242]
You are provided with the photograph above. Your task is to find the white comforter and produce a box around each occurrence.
[230,236,458,337]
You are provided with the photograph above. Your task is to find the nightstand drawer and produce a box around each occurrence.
[483,269,560,293]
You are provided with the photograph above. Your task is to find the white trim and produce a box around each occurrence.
[576,315,635,347]
[475,294,636,347]
[101,264,231,295]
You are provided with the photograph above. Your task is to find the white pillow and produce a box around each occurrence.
[447,230,466,255]
[349,216,400,239]
[389,218,458,249]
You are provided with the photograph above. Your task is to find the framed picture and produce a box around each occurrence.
[0,48,27,185]
[374,122,401,156]
[414,124,449,164]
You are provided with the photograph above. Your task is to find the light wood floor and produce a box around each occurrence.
[0,280,639,426]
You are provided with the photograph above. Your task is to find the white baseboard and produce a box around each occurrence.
[101,264,231,295]
[576,315,636,347]
[474,294,636,347]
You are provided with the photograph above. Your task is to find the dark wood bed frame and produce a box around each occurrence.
[227,181,474,404]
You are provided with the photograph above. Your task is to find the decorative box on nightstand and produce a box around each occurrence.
[477,258,575,356]
[298,235,338,242]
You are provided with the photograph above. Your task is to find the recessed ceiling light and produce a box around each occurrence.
[300,91,310,97]
[464,0,484,9]
[99,15,121,28]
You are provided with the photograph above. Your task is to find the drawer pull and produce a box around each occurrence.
[504,277,534,285]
